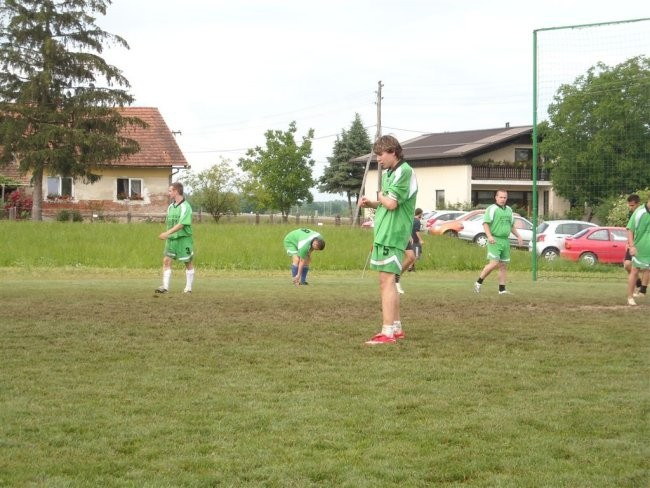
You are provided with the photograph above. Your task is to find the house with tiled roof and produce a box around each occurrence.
[1,107,189,218]
[353,125,569,217]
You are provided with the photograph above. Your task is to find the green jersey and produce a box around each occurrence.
[627,204,650,261]
[374,161,418,249]
[166,199,193,239]
[483,204,514,238]
[283,228,321,258]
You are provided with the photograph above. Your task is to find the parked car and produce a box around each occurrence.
[529,220,599,260]
[458,215,534,248]
[561,226,628,265]
[425,210,466,230]
[430,209,485,237]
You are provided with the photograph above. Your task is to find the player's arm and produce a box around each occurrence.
[159,222,184,240]
[483,221,495,243]
[511,222,523,245]
[627,229,637,256]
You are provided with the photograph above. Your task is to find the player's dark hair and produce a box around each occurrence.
[171,181,184,195]
[373,135,403,161]
[415,208,423,216]
[313,237,325,251]
[627,194,640,204]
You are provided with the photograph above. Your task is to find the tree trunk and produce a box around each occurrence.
[31,167,43,221]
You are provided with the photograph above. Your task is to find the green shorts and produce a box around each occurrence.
[486,237,510,263]
[164,236,194,263]
[370,243,404,274]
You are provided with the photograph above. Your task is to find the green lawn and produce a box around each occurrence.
[1,267,648,487]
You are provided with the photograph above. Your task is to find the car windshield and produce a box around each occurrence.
[536,222,549,233]
[573,228,590,238]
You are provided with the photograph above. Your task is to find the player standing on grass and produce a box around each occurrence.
[283,228,325,286]
[623,194,647,296]
[473,190,522,295]
[361,135,417,345]
[155,182,194,294]
[395,207,424,294]
[626,195,650,306]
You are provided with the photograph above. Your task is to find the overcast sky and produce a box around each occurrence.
[100,1,649,200]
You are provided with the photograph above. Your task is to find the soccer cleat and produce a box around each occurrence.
[393,329,405,340]
[395,282,405,294]
[365,333,396,345]
[183,288,192,294]
[627,297,637,306]
[633,291,645,298]
[498,290,511,295]
[300,282,309,285]
[474,282,481,294]
[154,286,168,294]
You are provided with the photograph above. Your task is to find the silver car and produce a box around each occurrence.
[528,220,599,260]
[458,215,533,248]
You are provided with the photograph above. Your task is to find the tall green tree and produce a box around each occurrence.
[0,0,144,220]
[318,113,371,217]
[540,56,650,213]
[238,121,315,222]
[181,159,241,223]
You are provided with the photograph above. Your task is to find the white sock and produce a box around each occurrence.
[393,321,402,333]
[185,268,195,291]
[382,324,394,337]
[162,269,171,290]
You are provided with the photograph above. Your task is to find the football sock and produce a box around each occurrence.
[393,320,402,333]
[300,266,309,283]
[636,278,643,288]
[477,277,484,284]
[499,284,506,292]
[381,324,394,337]
[185,268,195,291]
[640,285,647,294]
[291,264,299,278]
[162,269,171,290]
[395,274,401,284]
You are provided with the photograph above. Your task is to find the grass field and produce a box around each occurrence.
[1,222,649,486]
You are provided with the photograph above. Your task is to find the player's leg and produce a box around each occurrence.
[156,254,173,293]
[366,245,403,344]
[300,255,312,284]
[628,266,640,305]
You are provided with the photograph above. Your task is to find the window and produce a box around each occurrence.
[47,176,73,199]
[515,148,532,162]
[588,229,609,241]
[117,178,143,200]
[435,190,445,208]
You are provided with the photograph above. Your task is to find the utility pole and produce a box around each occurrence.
[375,81,383,190]
[353,81,384,227]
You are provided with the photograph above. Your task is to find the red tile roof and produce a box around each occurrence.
[115,107,188,168]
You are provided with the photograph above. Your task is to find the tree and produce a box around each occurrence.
[540,56,650,214]
[0,0,144,220]
[318,113,371,218]
[238,121,315,222]
[181,159,241,223]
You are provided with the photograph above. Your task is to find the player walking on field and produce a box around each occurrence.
[155,182,194,294]
[473,190,522,295]
[361,135,418,345]
[283,228,325,286]
[626,195,650,306]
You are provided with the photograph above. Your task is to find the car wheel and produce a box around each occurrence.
[444,230,458,238]
[474,233,488,247]
[541,248,559,260]
[579,252,597,266]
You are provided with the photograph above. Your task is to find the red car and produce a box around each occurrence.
[561,226,628,265]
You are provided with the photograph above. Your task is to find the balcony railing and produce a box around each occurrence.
[472,165,550,181]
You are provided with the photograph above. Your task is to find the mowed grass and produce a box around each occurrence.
[1,266,649,487]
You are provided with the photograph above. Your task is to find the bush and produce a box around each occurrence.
[55,210,83,222]
[4,190,32,219]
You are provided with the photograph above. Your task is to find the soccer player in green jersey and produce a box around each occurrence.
[474,190,522,295]
[155,182,194,294]
[360,135,418,345]
[626,195,650,306]
[283,228,325,286]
